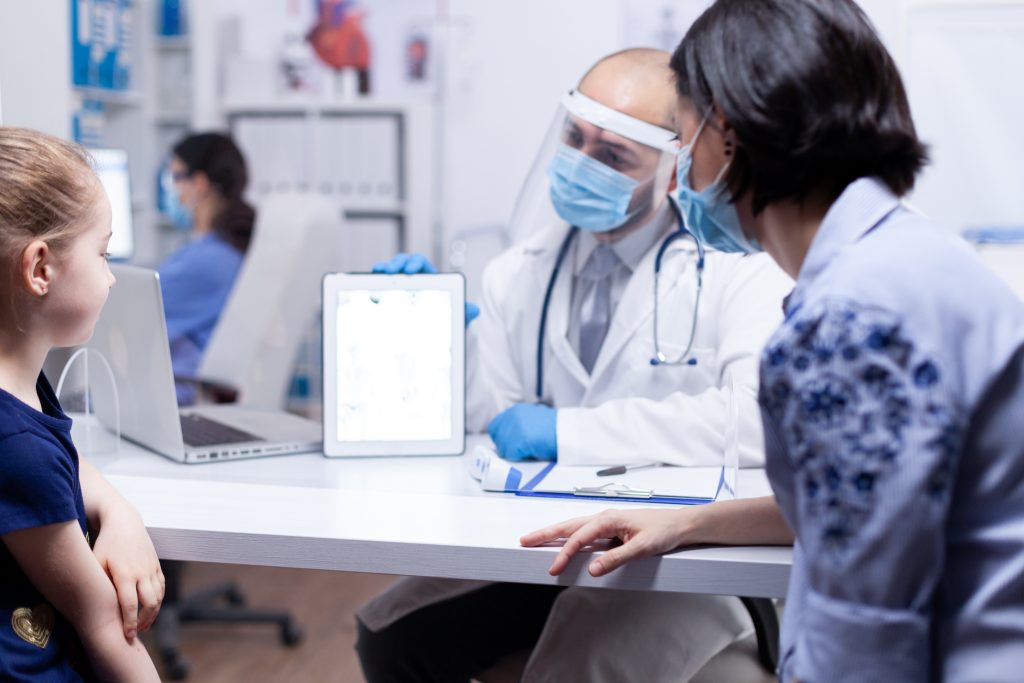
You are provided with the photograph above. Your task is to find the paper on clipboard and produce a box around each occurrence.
[464,443,549,492]
[465,444,722,503]
[524,464,723,501]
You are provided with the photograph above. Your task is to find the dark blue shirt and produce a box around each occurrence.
[0,375,93,682]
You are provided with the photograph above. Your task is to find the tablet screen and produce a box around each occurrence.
[333,289,453,442]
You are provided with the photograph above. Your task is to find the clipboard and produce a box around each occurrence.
[514,462,724,505]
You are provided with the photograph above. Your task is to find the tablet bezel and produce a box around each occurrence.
[322,272,466,456]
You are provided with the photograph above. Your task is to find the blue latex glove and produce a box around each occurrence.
[371,252,480,325]
[488,403,558,461]
[372,252,439,275]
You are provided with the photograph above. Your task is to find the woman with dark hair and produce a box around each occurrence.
[523,1,1024,680]
[159,132,256,404]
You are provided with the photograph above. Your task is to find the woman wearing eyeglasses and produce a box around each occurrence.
[160,132,256,405]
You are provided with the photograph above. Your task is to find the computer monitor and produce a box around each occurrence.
[89,148,134,260]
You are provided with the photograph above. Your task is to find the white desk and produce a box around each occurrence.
[87,435,791,599]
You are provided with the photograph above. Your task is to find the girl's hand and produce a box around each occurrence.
[520,508,700,577]
[91,500,164,639]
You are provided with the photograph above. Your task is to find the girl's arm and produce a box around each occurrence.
[521,495,792,577]
[4,521,160,682]
[79,458,164,637]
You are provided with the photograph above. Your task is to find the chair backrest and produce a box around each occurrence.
[198,192,344,409]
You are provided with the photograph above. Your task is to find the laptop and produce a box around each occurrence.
[87,264,322,463]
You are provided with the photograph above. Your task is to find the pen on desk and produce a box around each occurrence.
[596,463,663,477]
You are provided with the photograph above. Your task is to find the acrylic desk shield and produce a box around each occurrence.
[55,348,121,458]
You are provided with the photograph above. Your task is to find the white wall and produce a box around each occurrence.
[0,0,73,137]
[183,0,1024,272]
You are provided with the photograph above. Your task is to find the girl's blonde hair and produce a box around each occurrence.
[0,127,99,319]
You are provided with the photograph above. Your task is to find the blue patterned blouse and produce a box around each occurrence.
[761,178,1024,682]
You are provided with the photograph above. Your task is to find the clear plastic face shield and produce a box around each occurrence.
[508,90,679,244]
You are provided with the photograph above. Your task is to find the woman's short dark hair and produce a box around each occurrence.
[671,0,928,213]
[173,132,256,252]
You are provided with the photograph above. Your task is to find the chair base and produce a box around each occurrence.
[155,564,304,680]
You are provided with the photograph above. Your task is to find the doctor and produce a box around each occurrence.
[357,48,793,682]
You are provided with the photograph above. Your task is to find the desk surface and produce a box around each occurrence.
[88,432,792,599]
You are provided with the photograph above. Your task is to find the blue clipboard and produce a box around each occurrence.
[513,462,724,505]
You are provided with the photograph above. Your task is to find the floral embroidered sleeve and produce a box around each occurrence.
[759,299,966,681]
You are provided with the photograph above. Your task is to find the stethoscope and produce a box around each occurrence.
[535,199,706,400]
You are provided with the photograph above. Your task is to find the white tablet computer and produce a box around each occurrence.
[322,272,466,456]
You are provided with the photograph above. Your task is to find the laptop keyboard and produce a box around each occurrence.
[180,413,264,448]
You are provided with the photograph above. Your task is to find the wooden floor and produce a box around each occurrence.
[142,562,397,682]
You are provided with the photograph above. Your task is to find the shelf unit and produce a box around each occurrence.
[222,98,437,271]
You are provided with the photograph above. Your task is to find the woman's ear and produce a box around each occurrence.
[714,105,737,157]
[190,170,212,199]
[21,240,53,297]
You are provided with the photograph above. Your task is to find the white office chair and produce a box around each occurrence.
[156,192,344,680]
[196,191,345,410]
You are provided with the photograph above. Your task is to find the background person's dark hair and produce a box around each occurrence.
[671,0,928,214]
[172,132,255,252]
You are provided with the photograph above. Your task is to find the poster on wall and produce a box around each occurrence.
[220,0,439,102]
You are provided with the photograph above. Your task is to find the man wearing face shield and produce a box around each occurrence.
[357,49,793,682]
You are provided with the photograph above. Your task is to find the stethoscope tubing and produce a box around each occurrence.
[535,200,705,400]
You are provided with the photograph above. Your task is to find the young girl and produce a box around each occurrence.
[0,127,161,681]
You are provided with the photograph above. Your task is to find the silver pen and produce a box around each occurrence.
[596,463,663,477]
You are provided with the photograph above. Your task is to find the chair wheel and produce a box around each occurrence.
[165,656,191,681]
[281,622,304,647]
[226,587,246,606]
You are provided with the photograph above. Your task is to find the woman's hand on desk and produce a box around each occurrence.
[520,496,793,578]
[521,508,701,577]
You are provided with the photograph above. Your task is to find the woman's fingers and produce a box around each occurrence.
[587,536,648,577]
[548,515,625,576]
[520,515,594,547]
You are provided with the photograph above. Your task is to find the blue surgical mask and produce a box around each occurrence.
[160,167,193,230]
[547,143,641,232]
[674,116,761,254]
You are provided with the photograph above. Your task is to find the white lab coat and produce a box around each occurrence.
[359,222,792,681]
[467,221,793,467]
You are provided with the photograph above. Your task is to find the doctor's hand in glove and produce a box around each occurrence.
[488,403,557,461]
[372,252,480,324]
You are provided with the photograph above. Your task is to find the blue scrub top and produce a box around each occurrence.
[158,233,244,405]
[761,178,1024,682]
[0,375,93,682]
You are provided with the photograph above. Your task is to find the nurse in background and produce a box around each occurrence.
[160,132,255,405]
[524,1,1024,681]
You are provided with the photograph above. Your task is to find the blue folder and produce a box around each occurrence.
[513,462,724,505]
